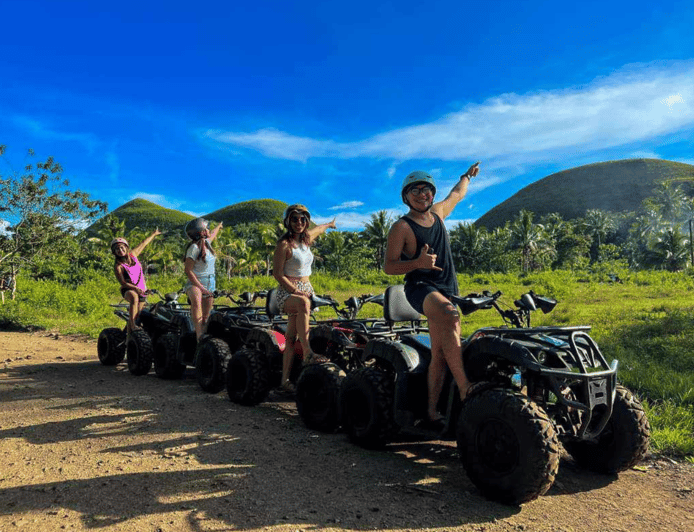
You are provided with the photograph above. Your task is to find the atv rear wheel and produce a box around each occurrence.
[196,337,232,393]
[154,333,186,379]
[562,384,651,473]
[126,329,154,376]
[226,347,270,406]
[246,328,283,388]
[339,366,396,449]
[296,363,345,432]
[456,387,560,505]
[97,327,126,366]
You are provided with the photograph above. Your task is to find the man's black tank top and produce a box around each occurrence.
[400,213,458,296]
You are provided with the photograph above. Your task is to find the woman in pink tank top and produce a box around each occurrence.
[111,228,161,333]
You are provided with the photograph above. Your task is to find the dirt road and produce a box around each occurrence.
[1,331,692,532]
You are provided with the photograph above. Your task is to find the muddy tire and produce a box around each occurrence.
[126,329,154,376]
[563,385,651,473]
[226,347,270,406]
[154,333,185,380]
[296,363,345,432]
[456,387,560,505]
[97,327,126,366]
[339,366,396,449]
[196,337,232,393]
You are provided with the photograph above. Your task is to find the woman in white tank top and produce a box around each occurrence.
[273,204,336,393]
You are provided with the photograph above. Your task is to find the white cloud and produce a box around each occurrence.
[314,207,403,231]
[329,200,364,210]
[205,61,694,167]
[445,218,477,229]
[129,193,185,211]
[0,220,10,236]
[204,128,340,162]
[12,115,100,155]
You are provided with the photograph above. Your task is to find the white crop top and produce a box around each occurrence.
[283,243,313,277]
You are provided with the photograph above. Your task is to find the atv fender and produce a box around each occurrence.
[362,338,423,374]
[464,335,543,378]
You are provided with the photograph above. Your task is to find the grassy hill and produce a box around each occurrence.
[475,159,694,230]
[86,198,195,235]
[86,198,288,236]
[204,199,287,227]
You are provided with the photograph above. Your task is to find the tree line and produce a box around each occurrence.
[3,146,694,291]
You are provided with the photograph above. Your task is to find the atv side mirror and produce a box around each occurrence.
[515,293,537,311]
[532,294,557,314]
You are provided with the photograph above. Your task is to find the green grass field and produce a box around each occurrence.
[1,269,692,460]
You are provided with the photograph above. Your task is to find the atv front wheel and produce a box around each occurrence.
[97,327,126,366]
[562,384,651,473]
[296,363,345,432]
[196,337,232,393]
[126,329,154,376]
[456,387,560,505]
[154,333,185,379]
[226,347,270,405]
[339,366,396,449]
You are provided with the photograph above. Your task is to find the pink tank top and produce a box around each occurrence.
[121,255,147,292]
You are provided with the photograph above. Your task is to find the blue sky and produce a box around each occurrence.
[2,1,694,230]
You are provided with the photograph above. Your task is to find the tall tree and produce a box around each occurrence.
[0,146,107,280]
[361,210,394,270]
[646,226,690,272]
[580,209,617,261]
[450,223,487,272]
[509,210,552,272]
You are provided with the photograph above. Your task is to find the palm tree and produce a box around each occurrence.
[450,223,487,271]
[509,210,552,272]
[646,226,690,271]
[652,182,689,222]
[579,209,617,261]
[361,210,394,270]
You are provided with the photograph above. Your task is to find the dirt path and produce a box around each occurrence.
[1,331,692,532]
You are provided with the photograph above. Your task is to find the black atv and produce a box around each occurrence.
[339,285,651,505]
[296,291,425,432]
[97,289,186,377]
[151,289,266,393]
[224,289,351,407]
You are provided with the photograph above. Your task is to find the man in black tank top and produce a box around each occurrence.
[384,162,480,426]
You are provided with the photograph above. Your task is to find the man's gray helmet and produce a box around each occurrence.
[185,218,208,240]
[401,171,436,203]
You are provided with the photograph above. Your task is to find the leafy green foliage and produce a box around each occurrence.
[0,145,107,280]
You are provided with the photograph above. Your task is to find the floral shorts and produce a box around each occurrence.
[276,280,314,314]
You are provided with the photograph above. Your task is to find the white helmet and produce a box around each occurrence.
[185,218,208,240]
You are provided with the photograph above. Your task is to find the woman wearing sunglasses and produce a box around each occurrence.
[273,204,336,393]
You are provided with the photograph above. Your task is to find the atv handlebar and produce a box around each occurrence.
[451,290,557,328]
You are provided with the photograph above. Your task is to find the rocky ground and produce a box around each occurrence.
[1,331,692,532]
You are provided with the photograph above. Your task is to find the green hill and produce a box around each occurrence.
[86,198,195,235]
[203,199,287,227]
[475,159,694,230]
[86,198,288,236]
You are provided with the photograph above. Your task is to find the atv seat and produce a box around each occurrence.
[384,285,424,330]
[266,288,281,319]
